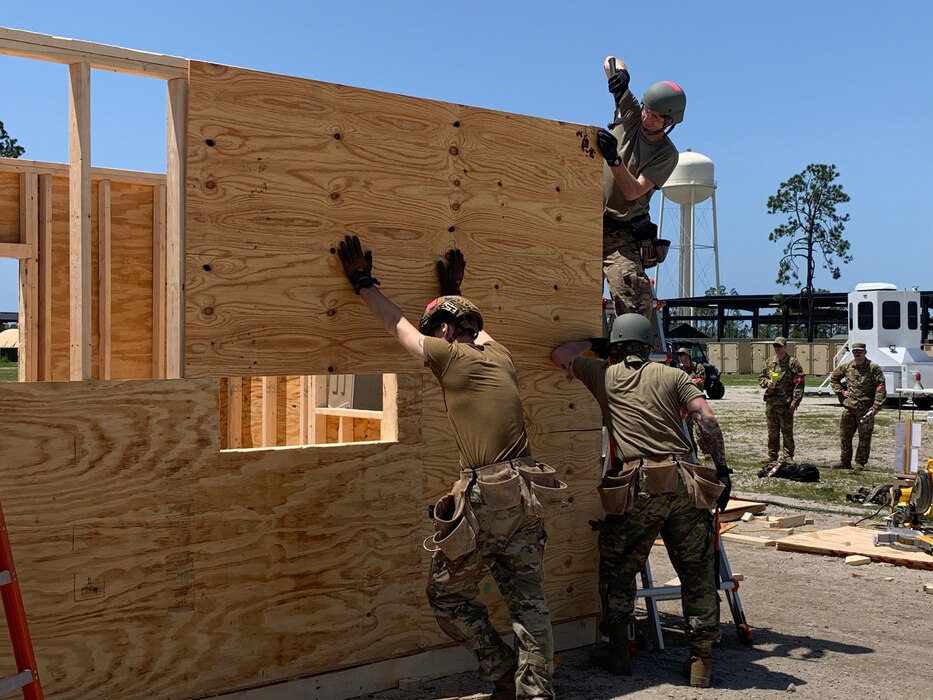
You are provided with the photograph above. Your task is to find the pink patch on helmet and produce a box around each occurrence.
[663,81,683,92]
[424,298,439,312]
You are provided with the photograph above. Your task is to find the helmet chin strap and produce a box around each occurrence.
[641,118,674,137]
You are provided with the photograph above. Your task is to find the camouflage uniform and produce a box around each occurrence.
[602,87,678,319]
[427,488,552,699]
[571,355,721,659]
[757,354,805,463]
[680,360,709,455]
[423,336,554,699]
[829,357,886,468]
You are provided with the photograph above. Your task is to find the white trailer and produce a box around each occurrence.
[808,283,933,409]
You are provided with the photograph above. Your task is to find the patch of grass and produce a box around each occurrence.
[720,374,760,387]
[0,361,16,382]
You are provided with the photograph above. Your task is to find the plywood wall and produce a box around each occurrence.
[185,61,604,377]
[0,372,601,699]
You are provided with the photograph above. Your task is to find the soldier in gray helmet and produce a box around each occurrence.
[335,235,557,700]
[551,313,731,689]
[595,57,685,319]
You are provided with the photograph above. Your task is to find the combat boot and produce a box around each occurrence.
[832,461,852,470]
[589,623,632,675]
[681,649,713,688]
[854,463,866,471]
[490,664,516,700]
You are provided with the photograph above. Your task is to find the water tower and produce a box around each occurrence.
[657,151,720,299]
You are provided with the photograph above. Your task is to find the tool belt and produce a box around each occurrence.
[603,213,669,269]
[426,456,567,560]
[597,454,723,514]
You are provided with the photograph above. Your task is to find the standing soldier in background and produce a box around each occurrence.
[595,56,685,319]
[830,342,886,470]
[676,347,709,457]
[757,337,805,467]
[551,314,731,689]
[335,236,556,700]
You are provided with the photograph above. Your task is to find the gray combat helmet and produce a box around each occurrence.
[643,81,686,125]
[609,313,652,345]
[418,295,484,335]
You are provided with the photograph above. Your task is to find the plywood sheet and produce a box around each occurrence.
[0,376,435,699]
[185,61,603,378]
[776,526,933,569]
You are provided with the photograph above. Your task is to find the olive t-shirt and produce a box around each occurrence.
[603,90,679,223]
[572,356,702,460]
[423,336,530,470]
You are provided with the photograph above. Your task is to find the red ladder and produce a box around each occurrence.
[0,499,43,699]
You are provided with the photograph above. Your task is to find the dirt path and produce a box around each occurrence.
[359,387,933,700]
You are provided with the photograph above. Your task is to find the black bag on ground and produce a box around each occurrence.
[759,463,820,482]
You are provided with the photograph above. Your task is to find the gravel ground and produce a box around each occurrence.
[359,387,933,700]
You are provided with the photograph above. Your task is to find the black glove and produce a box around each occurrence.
[337,234,380,294]
[436,248,465,296]
[597,129,622,167]
[588,337,610,359]
[607,67,630,100]
[715,465,733,511]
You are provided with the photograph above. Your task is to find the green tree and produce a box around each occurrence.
[699,285,750,339]
[1,120,25,158]
[767,163,851,342]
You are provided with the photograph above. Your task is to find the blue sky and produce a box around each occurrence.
[2,1,932,313]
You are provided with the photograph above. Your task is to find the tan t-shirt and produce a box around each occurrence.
[603,90,679,223]
[573,356,701,460]
[424,336,530,470]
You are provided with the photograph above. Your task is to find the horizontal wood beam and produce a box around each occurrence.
[0,157,167,186]
[0,242,34,259]
[0,26,188,79]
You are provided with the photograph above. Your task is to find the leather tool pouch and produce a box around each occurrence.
[597,466,637,515]
[474,463,523,511]
[640,458,680,495]
[517,462,567,518]
[678,460,724,510]
[431,491,477,560]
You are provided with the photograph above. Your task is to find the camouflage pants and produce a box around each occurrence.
[840,408,875,466]
[596,478,719,652]
[603,231,653,318]
[765,400,795,461]
[426,486,554,699]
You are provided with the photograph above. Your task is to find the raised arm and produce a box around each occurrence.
[336,235,426,359]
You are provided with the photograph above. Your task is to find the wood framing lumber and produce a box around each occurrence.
[0,26,188,79]
[777,527,933,570]
[152,184,166,378]
[165,78,187,378]
[37,174,52,379]
[184,60,603,378]
[0,242,33,258]
[768,514,808,528]
[0,157,167,186]
[18,171,38,381]
[98,180,112,379]
[719,499,768,522]
[721,533,778,548]
[68,62,92,380]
